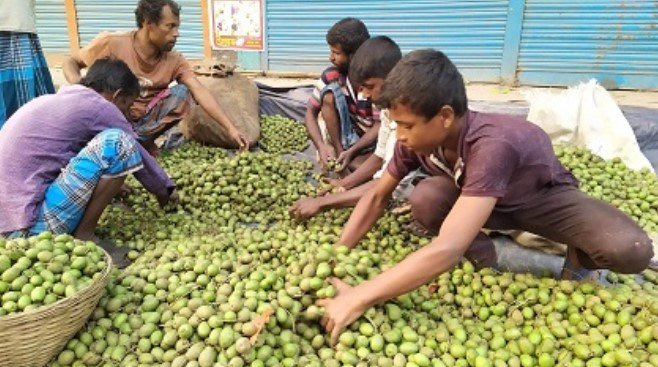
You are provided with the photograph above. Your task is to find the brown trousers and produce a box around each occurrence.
[409,175,654,273]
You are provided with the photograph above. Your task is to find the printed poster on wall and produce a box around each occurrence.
[209,0,264,51]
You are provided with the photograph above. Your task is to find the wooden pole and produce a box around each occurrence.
[64,0,80,52]
[201,0,212,59]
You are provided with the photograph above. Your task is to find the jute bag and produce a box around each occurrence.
[180,62,260,148]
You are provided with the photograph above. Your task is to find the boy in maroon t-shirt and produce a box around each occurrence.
[317,49,654,345]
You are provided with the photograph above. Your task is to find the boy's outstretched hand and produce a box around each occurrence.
[316,278,370,346]
[336,148,355,172]
[317,143,336,168]
[289,198,323,220]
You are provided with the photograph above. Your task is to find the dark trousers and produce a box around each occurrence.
[409,175,653,273]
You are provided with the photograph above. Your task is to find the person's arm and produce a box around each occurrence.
[339,172,399,248]
[304,104,334,166]
[306,68,343,166]
[290,180,379,220]
[63,53,87,84]
[320,179,378,209]
[93,106,175,204]
[337,154,383,190]
[179,73,248,149]
[318,195,498,345]
[133,145,176,204]
[63,33,111,84]
[337,121,381,169]
[304,104,324,150]
[333,113,390,190]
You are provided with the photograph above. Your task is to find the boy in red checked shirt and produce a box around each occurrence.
[304,18,379,171]
[317,49,654,345]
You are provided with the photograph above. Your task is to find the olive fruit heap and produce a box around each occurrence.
[555,145,658,234]
[51,215,432,367]
[97,149,316,248]
[158,141,228,166]
[52,141,658,367]
[53,215,658,367]
[0,232,107,316]
[170,152,313,224]
[259,115,309,155]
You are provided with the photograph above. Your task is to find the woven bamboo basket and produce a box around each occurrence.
[0,251,112,367]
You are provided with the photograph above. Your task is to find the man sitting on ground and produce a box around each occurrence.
[63,0,248,154]
[304,17,378,171]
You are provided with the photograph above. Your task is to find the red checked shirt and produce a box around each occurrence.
[308,66,379,135]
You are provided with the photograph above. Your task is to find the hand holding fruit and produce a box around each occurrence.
[317,143,335,168]
[228,127,249,151]
[318,178,345,196]
[289,197,323,220]
[157,189,179,209]
[317,277,370,346]
[168,189,180,206]
[336,149,355,172]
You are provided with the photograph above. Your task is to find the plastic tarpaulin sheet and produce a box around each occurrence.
[257,82,314,123]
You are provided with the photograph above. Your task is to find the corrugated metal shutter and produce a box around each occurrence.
[75,0,204,59]
[266,0,510,82]
[35,0,70,53]
[518,1,658,89]
[174,0,204,59]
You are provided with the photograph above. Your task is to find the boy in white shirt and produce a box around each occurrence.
[290,36,420,220]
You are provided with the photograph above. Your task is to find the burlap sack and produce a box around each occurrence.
[180,63,260,148]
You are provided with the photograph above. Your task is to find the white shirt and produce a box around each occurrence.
[0,0,37,33]
[373,109,397,179]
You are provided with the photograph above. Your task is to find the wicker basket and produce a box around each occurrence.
[0,251,112,367]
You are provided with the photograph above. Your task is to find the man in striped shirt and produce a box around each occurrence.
[303,18,380,171]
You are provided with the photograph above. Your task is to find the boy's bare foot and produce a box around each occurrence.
[391,203,411,215]
[561,246,604,282]
[405,219,433,237]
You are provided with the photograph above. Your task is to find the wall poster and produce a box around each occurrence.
[209,0,264,51]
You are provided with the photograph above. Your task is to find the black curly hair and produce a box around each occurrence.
[326,18,370,56]
[135,0,181,28]
[379,50,468,119]
[80,57,140,98]
[349,36,401,88]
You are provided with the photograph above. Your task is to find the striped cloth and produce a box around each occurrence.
[308,66,379,140]
[320,81,362,149]
[28,129,144,236]
[134,84,190,141]
[0,31,54,127]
